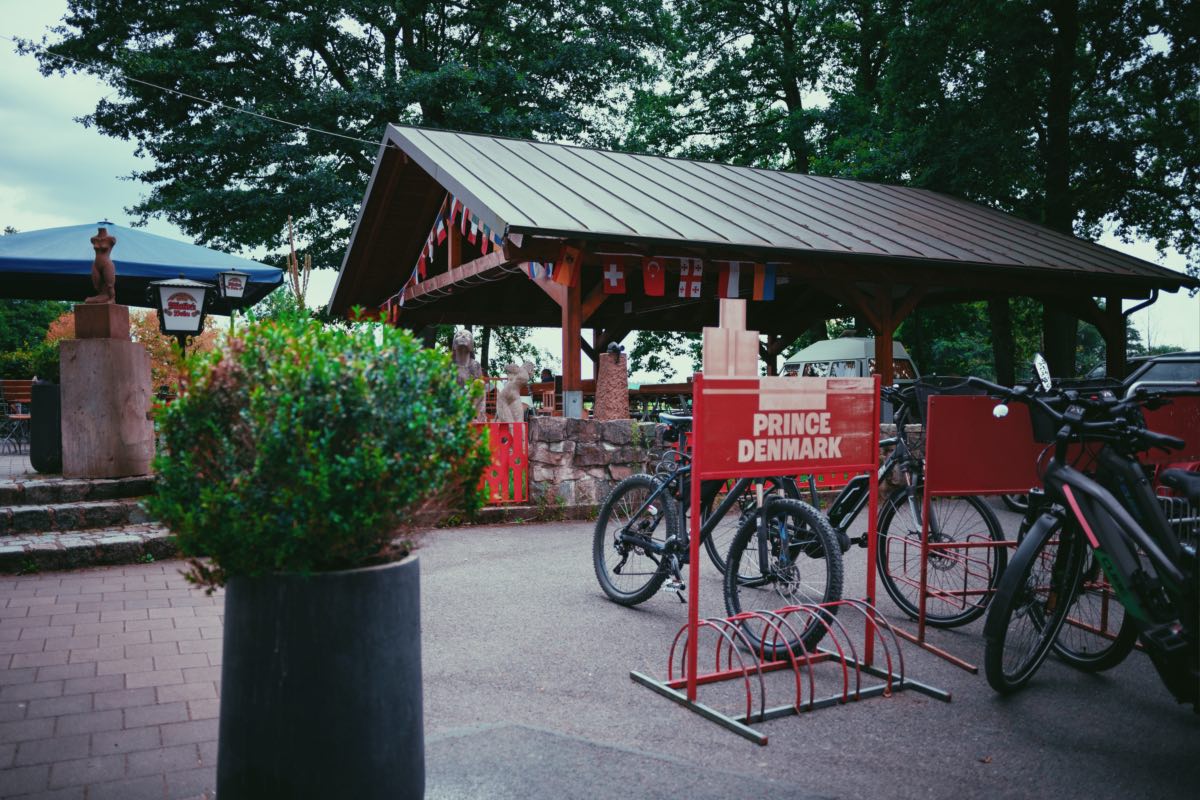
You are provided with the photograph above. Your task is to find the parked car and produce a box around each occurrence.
[1121,351,1200,395]
[1084,351,1200,394]
[782,337,920,383]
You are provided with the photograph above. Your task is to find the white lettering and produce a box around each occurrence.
[738,440,754,462]
[828,437,842,458]
[753,414,768,436]
[819,412,831,434]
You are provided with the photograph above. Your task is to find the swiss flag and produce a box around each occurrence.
[678,257,703,298]
[602,258,626,294]
[642,256,665,296]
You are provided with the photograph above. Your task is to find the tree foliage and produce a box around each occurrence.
[30,0,665,268]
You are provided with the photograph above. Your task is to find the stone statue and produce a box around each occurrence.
[85,225,117,304]
[451,329,485,420]
[495,361,535,424]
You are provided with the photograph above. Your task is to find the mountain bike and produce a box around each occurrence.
[813,385,1007,627]
[593,413,843,652]
[972,359,1199,706]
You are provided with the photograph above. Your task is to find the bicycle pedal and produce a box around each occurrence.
[664,580,686,593]
[853,534,868,549]
[1143,622,1189,654]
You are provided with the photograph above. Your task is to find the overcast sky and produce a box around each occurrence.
[2,0,1195,368]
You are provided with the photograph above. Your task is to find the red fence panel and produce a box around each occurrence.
[1141,395,1200,465]
[924,395,1042,496]
[474,422,528,505]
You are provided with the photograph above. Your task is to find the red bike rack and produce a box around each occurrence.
[631,373,950,744]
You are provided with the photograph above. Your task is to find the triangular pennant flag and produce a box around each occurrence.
[601,257,627,294]
[436,216,447,245]
[553,245,582,287]
[642,256,665,296]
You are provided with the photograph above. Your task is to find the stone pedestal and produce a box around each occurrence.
[60,305,154,479]
[593,353,629,421]
[73,303,130,340]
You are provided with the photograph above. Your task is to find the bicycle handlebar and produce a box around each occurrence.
[965,376,1189,453]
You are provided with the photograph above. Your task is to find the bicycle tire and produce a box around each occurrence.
[593,474,677,606]
[1051,544,1139,672]
[723,498,843,659]
[701,477,789,578]
[876,484,1007,627]
[1002,494,1031,513]
[983,517,1087,693]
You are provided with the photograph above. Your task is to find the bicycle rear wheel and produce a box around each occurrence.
[877,484,1007,627]
[983,517,1087,693]
[593,474,677,606]
[1051,545,1139,672]
[723,498,843,659]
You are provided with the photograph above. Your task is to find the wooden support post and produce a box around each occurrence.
[1102,295,1127,379]
[447,222,462,271]
[562,278,583,418]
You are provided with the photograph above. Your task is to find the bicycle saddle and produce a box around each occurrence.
[1159,469,1200,505]
[658,412,692,430]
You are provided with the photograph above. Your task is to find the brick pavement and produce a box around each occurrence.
[0,562,220,800]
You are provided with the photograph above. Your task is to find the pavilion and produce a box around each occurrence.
[328,126,1197,417]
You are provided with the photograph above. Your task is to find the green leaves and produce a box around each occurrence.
[145,310,490,588]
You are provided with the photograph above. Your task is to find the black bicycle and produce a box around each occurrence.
[593,413,843,650]
[815,385,1007,627]
[973,360,1199,704]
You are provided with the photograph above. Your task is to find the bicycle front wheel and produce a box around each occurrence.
[593,474,677,606]
[724,498,843,659]
[1051,547,1138,671]
[877,484,1007,627]
[983,516,1087,693]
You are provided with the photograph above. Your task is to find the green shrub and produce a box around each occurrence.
[28,341,61,383]
[146,310,490,589]
[0,349,33,379]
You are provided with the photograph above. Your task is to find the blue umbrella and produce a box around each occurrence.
[0,222,284,313]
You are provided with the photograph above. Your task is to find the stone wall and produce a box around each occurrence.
[528,417,658,507]
[526,420,915,509]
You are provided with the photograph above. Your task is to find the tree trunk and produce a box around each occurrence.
[988,298,1015,386]
[1040,0,1080,377]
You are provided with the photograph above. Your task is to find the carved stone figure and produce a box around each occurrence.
[85,226,117,304]
[495,361,535,424]
[451,329,485,420]
[594,344,630,421]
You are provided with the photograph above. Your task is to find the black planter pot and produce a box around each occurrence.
[29,381,62,474]
[217,557,424,799]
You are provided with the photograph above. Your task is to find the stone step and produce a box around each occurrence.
[0,523,178,574]
[0,475,156,507]
[0,498,151,536]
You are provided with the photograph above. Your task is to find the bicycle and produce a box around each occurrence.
[812,384,1007,628]
[593,412,843,652]
[973,358,1199,705]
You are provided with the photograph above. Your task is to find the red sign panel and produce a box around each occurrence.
[693,375,880,479]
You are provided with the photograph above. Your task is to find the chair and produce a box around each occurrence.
[0,379,34,454]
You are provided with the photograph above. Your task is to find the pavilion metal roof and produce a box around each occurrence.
[386,125,1189,282]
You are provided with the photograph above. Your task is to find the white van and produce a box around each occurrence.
[782,337,920,383]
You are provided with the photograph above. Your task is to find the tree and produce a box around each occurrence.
[28,1,666,268]
[0,300,70,354]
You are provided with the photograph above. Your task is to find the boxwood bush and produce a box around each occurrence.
[146,310,490,589]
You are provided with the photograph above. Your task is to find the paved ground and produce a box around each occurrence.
[2,511,1199,799]
[0,455,34,482]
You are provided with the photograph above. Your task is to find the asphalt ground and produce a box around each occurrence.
[2,500,1197,799]
[419,503,1199,800]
